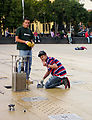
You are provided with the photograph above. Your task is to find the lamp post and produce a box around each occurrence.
[43,12,45,36]
[22,0,24,20]
[0,20,1,37]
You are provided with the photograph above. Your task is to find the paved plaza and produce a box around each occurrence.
[0,44,92,120]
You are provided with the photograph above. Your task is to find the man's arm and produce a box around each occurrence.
[43,61,58,69]
[48,64,58,69]
[15,36,34,47]
[15,36,26,43]
[43,71,50,80]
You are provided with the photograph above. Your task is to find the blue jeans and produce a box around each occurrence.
[34,36,40,40]
[18,50,32,80]
[68,37,72,44]
[87,37,90,43]
[45,76,63,89]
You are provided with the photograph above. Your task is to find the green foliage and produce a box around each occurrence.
[51,0,88,33]
[0,0,23,30]
[0,0,90,33]
[35,0,52,23]
[0,0,11,17]
[64,0,88,32]
[24,0,36,22]
[5,0,23,29]
[88,11,92,22]
[52,0,69,23]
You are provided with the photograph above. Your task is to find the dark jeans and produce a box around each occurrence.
[45,76,64,89]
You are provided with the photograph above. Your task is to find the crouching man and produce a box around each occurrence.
[38,51,70,89]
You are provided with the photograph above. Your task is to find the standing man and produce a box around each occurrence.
[38,51,70,89]
[15,17,34,82]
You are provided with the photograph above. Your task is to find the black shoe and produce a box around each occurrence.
[63,78,68,89]
[66,77,70,88]
[63,77,70,89]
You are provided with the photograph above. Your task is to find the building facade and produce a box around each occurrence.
[31,21,54,35]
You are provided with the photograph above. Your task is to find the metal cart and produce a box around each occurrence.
[11,55,30,91]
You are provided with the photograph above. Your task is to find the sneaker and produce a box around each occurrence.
[63,77,69,89]
[38,40,40,42]
[64,80,68,89]
[66,77,70,88]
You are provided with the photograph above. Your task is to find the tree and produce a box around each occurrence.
[5,0,22,30]
[34,0,53,34]
[0,0,89,35]
[35,0,52,23]
[64,0,88,33]
[88,11,92,23]
[52,0,88,34]
[52,0,70,33]
[88,11,92,29]
[24,0,37,23]
[0,0,12,34]
[5,0,40,30]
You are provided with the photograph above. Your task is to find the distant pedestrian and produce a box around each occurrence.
[5,28,11,37]
[34,31,40,43]
[85,31,90,43]
[67,31,72,44]
[51,30,54,37]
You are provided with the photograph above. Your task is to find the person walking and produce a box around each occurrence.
[38,51,70,89]
[89,32,92,43]
[67,31,72,44]
[51,30,54,37]
[34,31,40,43]
[85,30,90,43]
[15,17,34,83]
[5,28,11,37]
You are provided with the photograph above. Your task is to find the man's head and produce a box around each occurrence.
[38,51,47,61]
[23,17,30,28]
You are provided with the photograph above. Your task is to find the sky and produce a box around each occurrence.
[79,0,92,10]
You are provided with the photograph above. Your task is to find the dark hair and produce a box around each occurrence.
[38,51,46,57]
[23,17,30,22]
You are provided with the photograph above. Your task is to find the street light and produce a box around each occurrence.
[22,0,24,20]
[43,12,45,36]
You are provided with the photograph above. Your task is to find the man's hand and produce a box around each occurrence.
[25,41,32,47]
[43,71,50,80]
[42,61,47,66]
[40,80,44,84]
[25,41,35,47]
[31,41,35,47]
